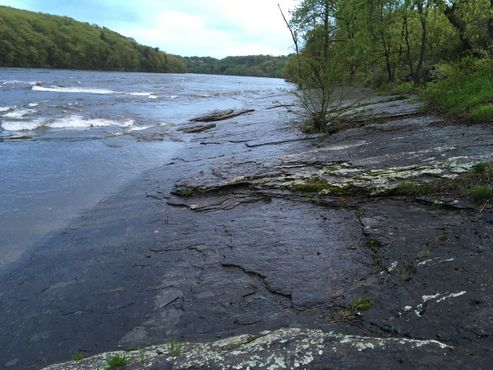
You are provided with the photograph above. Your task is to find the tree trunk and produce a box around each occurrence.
[323,0,330,66]
[443,2,479,51]
[278,4,301,78]
[403,8,415,77]
[489,0,493,40]
[414,1,428,85]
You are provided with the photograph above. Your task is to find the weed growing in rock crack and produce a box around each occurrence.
[396,265,416,282]
[472,162,493,173]
[167,340,183,357]
[365,236,381,254]
[389,162,493,203]
[351,297,374,311]
[245,334,258,343]
[417,249,431,260]
[139,350,146,362]
[471,185,492,200]
[104,354,130,369]
[337,308,357,321]
[176,188,194,197]
[391,182,422,195]
[291,178,330,193]
[72,351,85,361]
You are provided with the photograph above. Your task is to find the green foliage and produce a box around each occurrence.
[176,188,194,197]
[470,104,493,122]
[285,0,492,88]
[291,178,330,192]
[184,55,289,78]
[350,297,374,311]
[422,56,493,120]
[416,249,431,260]
[0,6,186,73]
[392,182,422,195]
[167,340,183,357]
[472,162,493,173]
[104,354,130,369]
[471,185,493,200]
[72,351,85,361]
[388,162,493,202]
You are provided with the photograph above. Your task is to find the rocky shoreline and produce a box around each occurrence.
[2,89,493,369]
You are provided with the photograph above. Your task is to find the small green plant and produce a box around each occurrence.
[176,187,194,197]
[416,249,431,260]
[139,350,146,362]
[291,178,329,193]
[470,103,493,122]
[105,354,130,369]
[337,308,356,321]
[350,297,374,311]
[471,185,492,200]
[392,182,421,195]
[365,236,380,253]
[396,265,416,282]
[72,351,85,361]
[472,162,492,173]
[167,340,183,357]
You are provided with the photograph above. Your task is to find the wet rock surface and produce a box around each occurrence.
[1,91,493,369]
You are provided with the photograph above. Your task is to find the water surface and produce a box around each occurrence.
[0,68,290,265]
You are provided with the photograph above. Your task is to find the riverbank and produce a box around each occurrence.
[2,88,493,369]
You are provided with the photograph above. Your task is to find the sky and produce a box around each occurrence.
[0,0,298,58]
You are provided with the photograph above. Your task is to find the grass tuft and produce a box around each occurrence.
[167,340,183,357]
[471,185,492,200]
[104,354,130,369]
[72,351,85,361]
[350,297,374,311]
[291,179,330,193]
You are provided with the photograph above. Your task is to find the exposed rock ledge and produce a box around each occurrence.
[42,327,451,370]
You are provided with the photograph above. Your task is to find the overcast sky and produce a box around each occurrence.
[0,0,298,58]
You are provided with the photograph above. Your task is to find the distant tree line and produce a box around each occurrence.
[0,6,290,78]
[184,55,289,78]
[0,6,186,73]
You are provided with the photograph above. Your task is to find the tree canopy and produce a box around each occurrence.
[285,0,493,86]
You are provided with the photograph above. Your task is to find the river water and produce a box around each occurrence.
[0,68,290,266]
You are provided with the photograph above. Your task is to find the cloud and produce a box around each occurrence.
[0,0,298,58]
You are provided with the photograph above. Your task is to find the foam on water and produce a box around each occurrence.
[127,125,152,132]
[33,85,159,99]
[1,119,45,131]
[46,115,134,129]
[1,115,135,131]
[0,106,11,112]
[2,109,36,118]
[1,80,40,87]
[33,85,117,94]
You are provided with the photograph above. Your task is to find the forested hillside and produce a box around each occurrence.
[0,6,186,73]
[184,55,289,78]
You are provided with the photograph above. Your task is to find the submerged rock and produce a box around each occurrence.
[190,109,255,122]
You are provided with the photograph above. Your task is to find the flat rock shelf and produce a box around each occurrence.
[2,90,493,369]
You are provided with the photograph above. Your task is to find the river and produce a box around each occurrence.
[0,68,290,266]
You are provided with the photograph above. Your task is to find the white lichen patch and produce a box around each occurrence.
[42,328,453,370]
[417,257,455,267]
[403,291,467,318]
[388,261,399,272]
